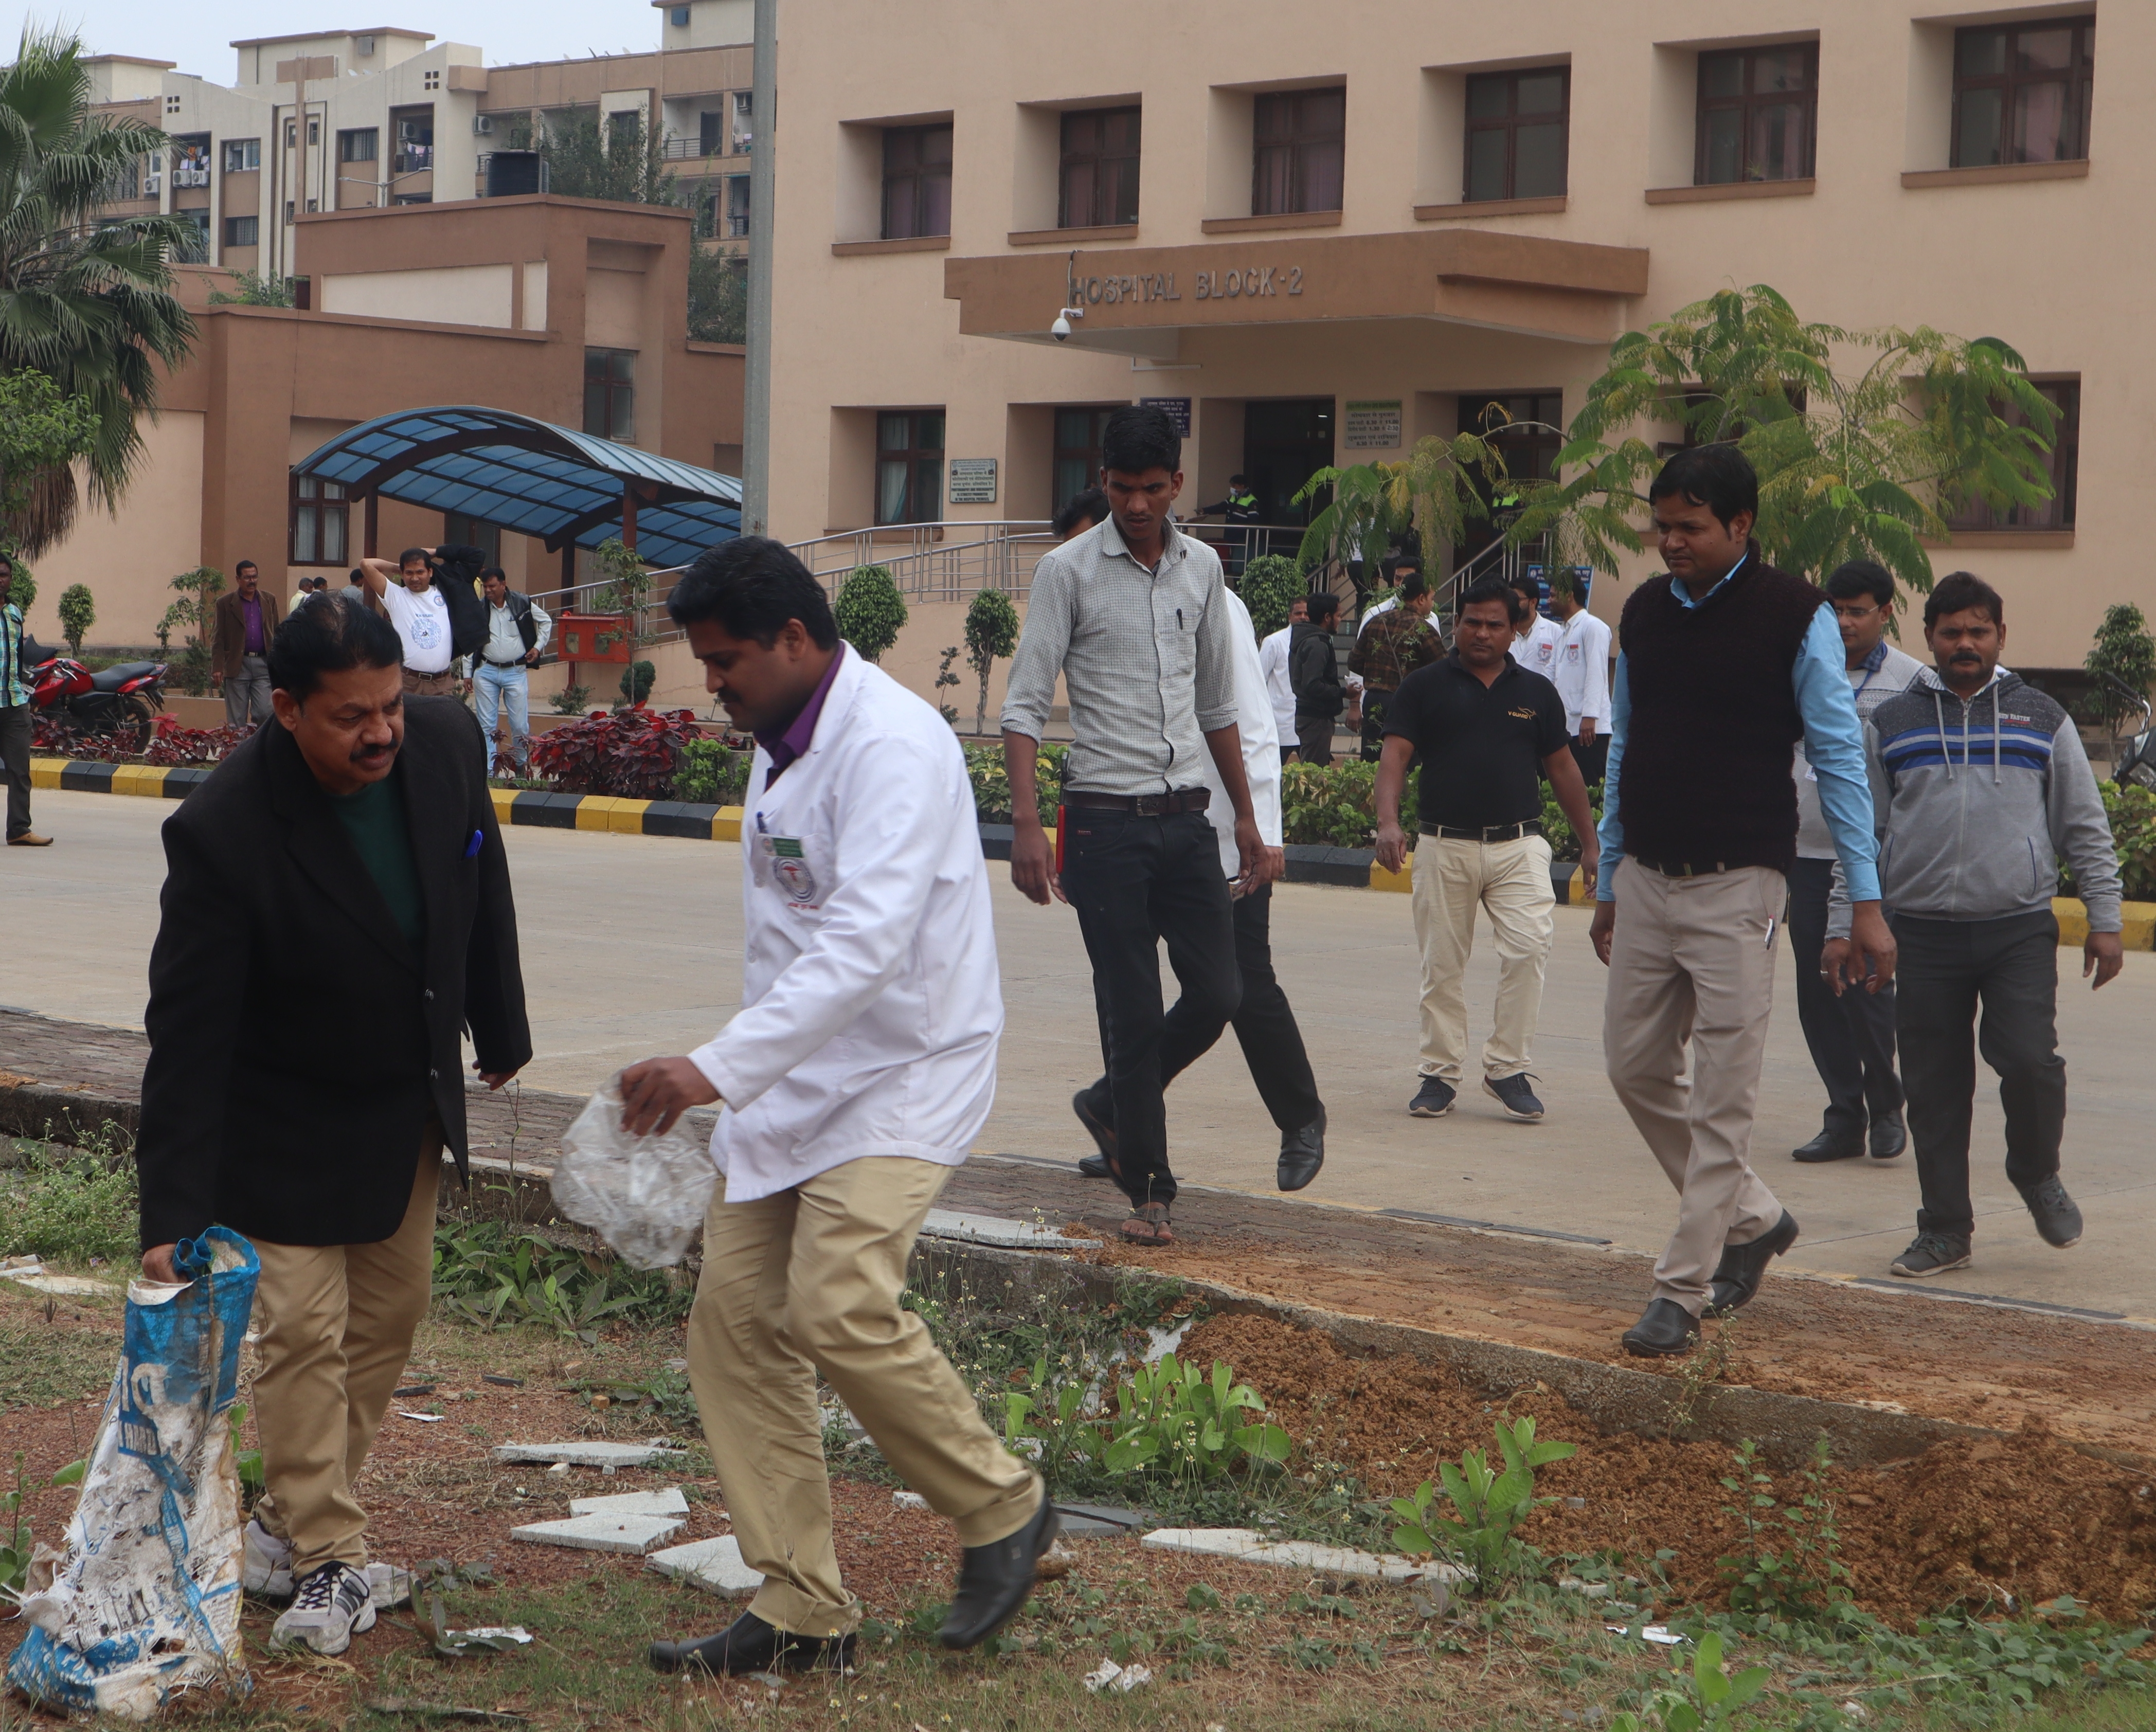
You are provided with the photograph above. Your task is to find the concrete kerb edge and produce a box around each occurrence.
[27,755,2148,934]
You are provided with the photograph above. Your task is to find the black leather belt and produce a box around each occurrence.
[1634,857,1730,877]
[1066,788,1212,817]
[482,657,527,668]
[1421,819,1542,842]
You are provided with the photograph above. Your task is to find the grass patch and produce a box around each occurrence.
[0,1132,139,1266]
[0,1283,119,1411]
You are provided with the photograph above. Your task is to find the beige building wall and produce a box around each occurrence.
[769,0,2152,676]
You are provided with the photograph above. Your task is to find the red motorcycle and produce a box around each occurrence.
[24,635,169,753]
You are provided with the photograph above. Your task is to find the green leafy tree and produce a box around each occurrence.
[687,245,747,346]
[0,28,197,556]
[531,106,683,208]
[2080,603,2156,751]
[0,370,97,558]
[589,536,653,640]
[164,565,223,693]
[1239,552,1305,639]
[1512,284,2060,592]
[206,267,294,307]
[833,565,907,663]
[55,580,92,654]
[618,658,656,708]
[962,587,1019,733]
[1294,434,1505,596]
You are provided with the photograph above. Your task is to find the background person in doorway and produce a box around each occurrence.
[1289,590,1346,766]
[213,559,281,728]
[1544,570,1612,786]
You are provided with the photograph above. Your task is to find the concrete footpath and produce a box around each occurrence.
[8,785,2155,1323]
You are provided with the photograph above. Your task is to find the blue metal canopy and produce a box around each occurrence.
[291,406,740,569]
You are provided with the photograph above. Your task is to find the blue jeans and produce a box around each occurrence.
[473,661,530,770]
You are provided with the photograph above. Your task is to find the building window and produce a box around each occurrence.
[670,4,690,24]
[172,209,210,261]
[170,135,211,188]
[1695,43,1818,184]
[699,109,724,156]
[165,94,182,116]
[725,175,750,237]
[309,118,321,147]
[423,69,441,91]
[222,214,258,248]
[444,511,502,564]
[284,200,295,224]
[881,124,951,240]
[1463,67,1568,202]
[222,137,260,172]
[1947,378,2079,531]
[338,127,379,163]
[394,113,434,173]
[875,411,944,525]
[290,476,349,566]
[1953,16,2094,167]
[1052,407,1115,513]
[584,348,636,443]
[285,119,297,148]
[607,110,642,153]
[1059,106,1140,228]
[733,91,752,152]
[1252,87,1344,217]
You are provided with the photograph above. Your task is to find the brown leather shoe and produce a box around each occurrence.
[6,831,52,846]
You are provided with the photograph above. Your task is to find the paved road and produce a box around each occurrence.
[11,785,2154,1320]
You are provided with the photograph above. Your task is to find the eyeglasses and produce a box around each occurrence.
[1832,603,1883,621]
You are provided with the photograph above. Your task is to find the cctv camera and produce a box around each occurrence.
[1051,315,1072,342]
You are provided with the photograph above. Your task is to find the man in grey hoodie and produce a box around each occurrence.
[1825,571,2123,1279]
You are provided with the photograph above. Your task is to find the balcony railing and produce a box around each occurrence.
[393,147,433,173]
[663,135,722,160]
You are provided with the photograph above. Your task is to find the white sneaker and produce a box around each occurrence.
[243,1517,295,1599]
[271,1561,376,1656]
[366,1559,414,1610]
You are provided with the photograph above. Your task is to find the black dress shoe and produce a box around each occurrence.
[1869,1113,1907,1159]
[649,1610,856,1676]
[1277,1108,1325,1192]
[939,1496,1059,1650]
[1072,1087,1118,1180]
[1077,1153,1111,1180]
[1791,1128,1865,1163]
[1620,1298,1699,1358]
[1704,1210,1800,1315]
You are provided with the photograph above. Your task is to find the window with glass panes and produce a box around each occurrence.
[338,128,378,163]
[1059,107,1141,228]
[1946,379,2079,531]
[1952,16,2094,167]
[875,411,944,525]
[290,476,349,566]
[1463,67,1569,202]
[726,176,750,237]
[1695,44,1817,184]
[882,124,953,240]
[444,512,502,565]
[1252,88,1344,216]
[583,349,635,443]
[1052,407,1116,513]
[222,137,260,172]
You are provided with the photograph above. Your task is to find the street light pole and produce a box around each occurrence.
[742,0,777,537]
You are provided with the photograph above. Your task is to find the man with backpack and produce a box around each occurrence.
[358,544,490,697]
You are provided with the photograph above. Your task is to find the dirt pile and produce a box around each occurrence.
[1182,1313,2156,1626]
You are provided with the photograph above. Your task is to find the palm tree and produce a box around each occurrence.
[0,27,196,555]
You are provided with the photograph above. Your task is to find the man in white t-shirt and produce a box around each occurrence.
[1506,573,1564,680]
[1255,595,1305,764]
[361,548,459,697]
[1546,571,1613,785]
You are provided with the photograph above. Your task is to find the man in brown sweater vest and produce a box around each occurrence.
[1589,445,1897,1357]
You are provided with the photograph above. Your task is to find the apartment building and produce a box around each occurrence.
[85,0,754,282]
[772,0,2142,675]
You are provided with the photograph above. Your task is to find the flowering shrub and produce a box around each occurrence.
[527,708,709,800]
[31,713,250,765]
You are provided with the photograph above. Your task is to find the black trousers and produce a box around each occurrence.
[0,703,30,840]
[1787,857,1903,1137]
[1060,808,1241,1208]
[1569,733,1608,787]
[1893,910,2065,1239]
[1083,882,1322,1155]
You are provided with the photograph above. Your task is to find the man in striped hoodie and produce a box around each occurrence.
[1825,571,2123,1279]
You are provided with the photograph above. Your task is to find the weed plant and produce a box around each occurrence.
[0,1131,139,1265]
[1391,1414,1576,1595]
[429,1218,692,1342]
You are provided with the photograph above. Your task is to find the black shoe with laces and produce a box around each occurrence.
[650,1610,857,1677]
[1888,1232,1973,1278]
[1408,1076,1456,1118]
[2018,1177,2083,1248]
[1482,1072,1545,1122]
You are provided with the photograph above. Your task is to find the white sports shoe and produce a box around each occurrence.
[243,1516,295,1599]
[271,1561,376,1656]
[367,1559,414,1610]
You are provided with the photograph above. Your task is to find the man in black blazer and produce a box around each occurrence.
[136,593,530,1657]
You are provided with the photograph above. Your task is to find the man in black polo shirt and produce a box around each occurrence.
[1375,575,1600,1124]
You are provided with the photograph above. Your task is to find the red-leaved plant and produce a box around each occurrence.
[527,708,709,800]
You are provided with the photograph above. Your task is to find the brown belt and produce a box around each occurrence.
[1065,788,1212,817]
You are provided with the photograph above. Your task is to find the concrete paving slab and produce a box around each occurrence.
[511,1513,685,1553]
[570,1487,691,1518]
[646,1535,765,1596]
[1140,1527,1467,1583]
[492,1440,685,1467]
[919,1208,1101,1250]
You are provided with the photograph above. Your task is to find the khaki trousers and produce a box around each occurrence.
[251,1136,440,1575]
[1411,833,1555,1085]
[1603,859,1785,1312]
[687,1157,1041,1638]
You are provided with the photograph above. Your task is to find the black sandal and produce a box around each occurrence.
[1120,1203,1174,1247]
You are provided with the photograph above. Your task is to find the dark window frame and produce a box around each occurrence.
[881,123,953,240]
[1462,66,1570,202]
[391,109,435,174]
[1058,105,1141,228]
[222,213,258,248]
[583,347,636,444]
[1051,405,1117,513]
[1945,376,2080,532]
[725,174,750,237]
[337,127,378,164]
[1252,86,1345,216]
[221,137,260,173]
[875,410,945,526]
[1951,14,2095,167]
[1694,42,1819,185]
[290,474,349,567]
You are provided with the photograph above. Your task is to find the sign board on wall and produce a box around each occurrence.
[1343,401,1402,449]
[1139,396,1192,435]
[947,458,998,504]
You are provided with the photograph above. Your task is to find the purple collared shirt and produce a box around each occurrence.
[242,594,265,655]
[757,646,845,787]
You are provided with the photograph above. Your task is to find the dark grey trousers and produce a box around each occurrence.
[0,702,30,840]
[1893,909,2064,1239]
[1787,856,1904,1137]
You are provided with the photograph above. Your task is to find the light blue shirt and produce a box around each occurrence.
[1595,557,1881,903]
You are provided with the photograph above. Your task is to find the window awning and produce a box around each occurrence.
[291,405,741,570]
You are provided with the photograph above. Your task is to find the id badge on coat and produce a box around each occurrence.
[757,829,822,906]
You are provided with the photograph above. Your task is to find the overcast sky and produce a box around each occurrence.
[10,2,661,80]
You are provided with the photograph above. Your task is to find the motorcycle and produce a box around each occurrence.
[24,635,169,754]
[2103,673,2156,792]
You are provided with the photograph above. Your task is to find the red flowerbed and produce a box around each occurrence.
[526,708,709,800]
[32,712,253,766]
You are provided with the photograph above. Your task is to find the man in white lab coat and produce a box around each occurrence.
[619,539,1050,1678]
[1256,594,1306,764]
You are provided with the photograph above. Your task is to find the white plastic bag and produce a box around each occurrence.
[550,1075,716,1269]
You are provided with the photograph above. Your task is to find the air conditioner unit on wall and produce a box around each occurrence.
[473,114,494,136]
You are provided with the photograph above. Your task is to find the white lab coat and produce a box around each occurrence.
[1508,612,1564,679]
[689,646,1003,1201]
[1197,590,1283,877]
[1257,624,1296,745]
[1549,608,1611,733]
